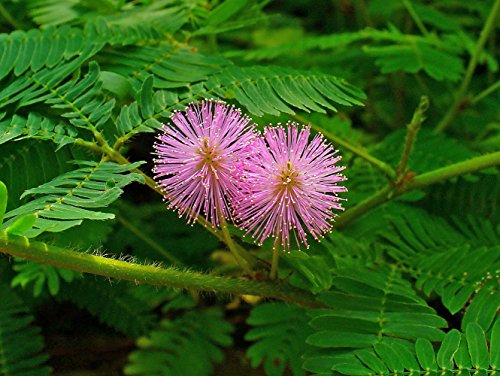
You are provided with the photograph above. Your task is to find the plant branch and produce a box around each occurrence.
[219,215,255,273]
[395,96,429,180]
[435,0,500,133]
[402,0,429,36]
[292,114,397,180]
[335,150,500,228]
[0,231,323,308]
[471,79,500,105]
[0,3,20,29]
[270,246,281,280]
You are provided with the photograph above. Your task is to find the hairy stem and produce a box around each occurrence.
[336,150,500,228]
[435,0,500,133]
[293,114,396,179]
[395,96,429,180]
[0,232,322,308]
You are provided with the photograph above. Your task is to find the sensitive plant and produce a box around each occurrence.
[0,1,499,376]
[153,100,257,227]
[232,123,346,251]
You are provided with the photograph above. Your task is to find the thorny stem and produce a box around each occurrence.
[292,114,397,180]
[435,0,500,133]
[395,96,429,180]
[336,150,500,228]
[0,231,323,308]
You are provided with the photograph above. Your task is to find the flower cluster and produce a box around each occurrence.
[153,100,346,250]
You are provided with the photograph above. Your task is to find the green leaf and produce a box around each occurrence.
[100,71,132,99]
[4,161,144,237]
[246,303,312,376]
[437,329,461,370]
[466,323,489,370]
[354,349,389,374]
[124,308,233,376]
[6,214,37,236]
[364,41,463,81]
[11,259,79,297]
[206,0,249,26]
[0,281,50,376]
[138,75,154,119]
[462,289,500,332]
[206,65,365,116]
[454,334,471,369]
[415,338,437,371]
[58,277,157,338]
[0,113,78,149]
[490,320,500,369]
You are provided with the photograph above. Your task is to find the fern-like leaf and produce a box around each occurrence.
[331,322,499,375]
[124,308,233,376]
[116,76,181,140]
[408,245,499,316]
[206,65,365,116]
[246,303,313,376]
[0,112,78,148]
[11,258,79,297]
[0,140,80,211]
[382,211,500,320]
[0,281,50,376]
[235,27,464,81]
[57,277,157,338]
[303,265,446,374]
[102,45,228,90]
[3,160,144,236]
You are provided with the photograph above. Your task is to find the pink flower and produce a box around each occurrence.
[153,100,256,227]
[232,123,346,250]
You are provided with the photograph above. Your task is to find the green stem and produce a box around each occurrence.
[116,214,183,266]
[402,0,429,36]
[336,151,500,228]
[408,150,500,189]
[471,79,500,105]
[0,3,20,29]
[219,215,255,273]
[270,246,281,280]
[0,232,322,308]
[395,96,429,179]
[293,114,396,180]
[334,186,393,228]
[435,0,500,133]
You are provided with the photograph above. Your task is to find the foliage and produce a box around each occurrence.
[0,278,50,376]
[124,306,233,376]
[0,0,499,375]
[331,322,500,375]
[246,303,313,376]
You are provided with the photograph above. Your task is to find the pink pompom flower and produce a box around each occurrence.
[232,123,347,250]
[153,100,257,227]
